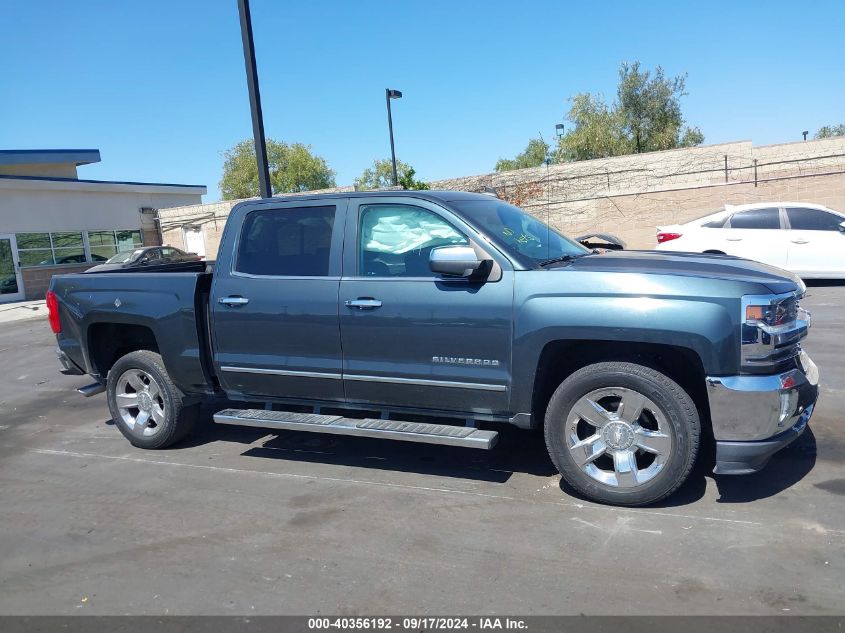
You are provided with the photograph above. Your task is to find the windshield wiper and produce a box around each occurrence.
[538,253,584,267]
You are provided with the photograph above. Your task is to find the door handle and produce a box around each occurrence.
[345,298,382,310]
[218,296,249,306]
[725,237,743,241]
[791,239,809,244]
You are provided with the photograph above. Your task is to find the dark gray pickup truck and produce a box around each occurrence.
[48,190,819,506]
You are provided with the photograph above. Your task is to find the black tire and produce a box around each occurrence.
[106,350,198,449]
[544,361,700,506]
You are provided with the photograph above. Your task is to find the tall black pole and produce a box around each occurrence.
[386,89,398,187]
[238,0,272,199]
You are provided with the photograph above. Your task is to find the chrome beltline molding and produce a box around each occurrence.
[220,366,507,392]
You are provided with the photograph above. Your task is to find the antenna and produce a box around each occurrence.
[538,131,552,260]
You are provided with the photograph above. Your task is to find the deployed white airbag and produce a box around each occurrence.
[362,208,463,254]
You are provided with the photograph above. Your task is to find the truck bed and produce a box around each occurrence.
[51,269,216,395]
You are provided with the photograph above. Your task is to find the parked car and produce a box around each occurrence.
[655,202,845,278]
[48,191,817,507]
[85,246,200,272]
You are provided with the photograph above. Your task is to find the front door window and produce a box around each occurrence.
[358,204,468,277]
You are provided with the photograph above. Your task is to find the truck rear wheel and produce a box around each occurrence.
[544,361,700,506]
[106,350,198,449]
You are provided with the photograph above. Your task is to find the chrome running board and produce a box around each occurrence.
[213,408,498,450]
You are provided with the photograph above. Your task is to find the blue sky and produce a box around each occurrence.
[2,0,843,201]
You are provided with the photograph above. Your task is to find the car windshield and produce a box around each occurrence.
[450,199,590,265]
[106,249,145,264]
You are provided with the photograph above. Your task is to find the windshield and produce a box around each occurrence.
[450,199,590,265]
[106,249,144,264]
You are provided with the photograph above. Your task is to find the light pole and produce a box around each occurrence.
[386,88,402,186]
[802,131,809,141]
[237,0,272,199]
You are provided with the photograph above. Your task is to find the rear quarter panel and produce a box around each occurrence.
[51,271,212,394]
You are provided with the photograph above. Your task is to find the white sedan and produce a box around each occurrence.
[655,202,845,278]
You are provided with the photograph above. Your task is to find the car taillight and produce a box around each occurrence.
[657,232,682,243]
[46,290,61,334]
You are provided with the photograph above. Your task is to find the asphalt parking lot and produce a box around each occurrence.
[0,286,843,616]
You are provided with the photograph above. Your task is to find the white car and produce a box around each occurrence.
[655,202,845,278]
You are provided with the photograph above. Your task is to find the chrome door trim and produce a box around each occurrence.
[221,366,343,380]
[344,374,507,392]
[220,366,506,391]
[218,296,250,306]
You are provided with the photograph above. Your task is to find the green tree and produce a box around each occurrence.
[354,158,429,190]
[556,93,630,161]
[495,138,551,171]
[556,62,704,161]
[815,124,845,139]
[219,139,336,200]
[397,166,430,190]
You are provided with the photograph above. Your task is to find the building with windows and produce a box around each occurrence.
[0,149,206,301]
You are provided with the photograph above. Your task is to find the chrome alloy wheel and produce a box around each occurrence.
[115,369,166,437]
[566,387,673,488]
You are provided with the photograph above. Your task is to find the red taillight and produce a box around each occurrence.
[46,290,61,334]
[657,232,682,243]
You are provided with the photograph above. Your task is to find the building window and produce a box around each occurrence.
[16,230,143,267]
[88,230,143,262]
[17,232,85,267]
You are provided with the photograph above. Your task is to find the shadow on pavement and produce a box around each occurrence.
[713,427,817,503]
[557,426,817,508]
[169,400,817,503]
[804,279,845,287]
[176,407,557,484]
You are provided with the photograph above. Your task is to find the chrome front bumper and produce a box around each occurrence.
[707,351,819,441]
[707,350,819,474]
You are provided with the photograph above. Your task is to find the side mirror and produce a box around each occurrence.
[839,221,845,233]
[429,245,487,277]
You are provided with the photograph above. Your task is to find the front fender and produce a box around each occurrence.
[510,292,738,415]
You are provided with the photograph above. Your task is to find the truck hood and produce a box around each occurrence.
[559,250,802,295]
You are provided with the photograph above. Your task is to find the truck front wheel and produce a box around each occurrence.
[106,350,198,449]
[544,361,700,506]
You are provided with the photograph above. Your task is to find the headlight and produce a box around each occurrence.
[741,293,807,371]
[744,295,798,329]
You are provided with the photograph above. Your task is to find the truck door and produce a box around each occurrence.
[210,198,347,401]
[339,197,513,415]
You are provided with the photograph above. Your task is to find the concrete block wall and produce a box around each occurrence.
[159,138,845,257]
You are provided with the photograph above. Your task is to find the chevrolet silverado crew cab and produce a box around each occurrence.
[48,191,819,506]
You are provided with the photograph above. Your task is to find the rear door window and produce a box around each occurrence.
[786,208,843,231]
[728,208,781,229]
[236,206,336,276]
